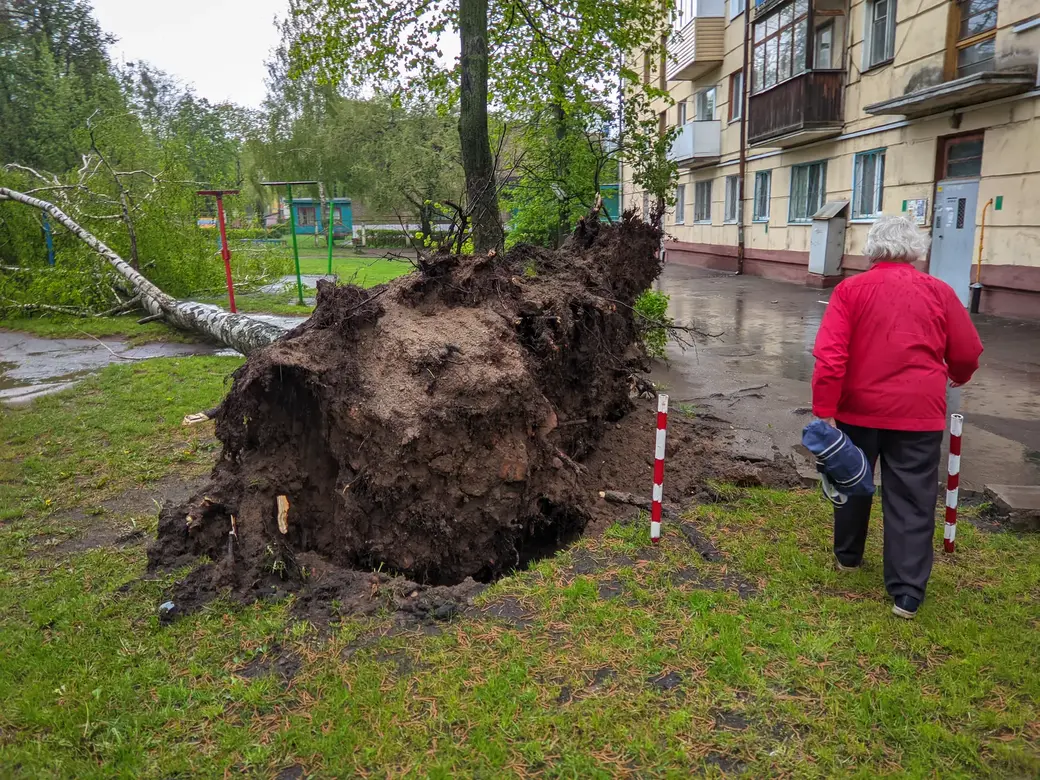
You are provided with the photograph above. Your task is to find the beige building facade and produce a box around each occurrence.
[624,0,1040,318]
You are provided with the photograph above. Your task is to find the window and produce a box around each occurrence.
[677,100,687,125]
[728,70,744,121]
[954,0,998,77]
[942,134,984,178]
[789,161,827,222]
[676,0,695,27]
[643,50,651,85]
[730,0,746,20]
[753,171,771,221]
[815,22,834,69]
[752,0,809,93]
[675,184,686,224]
[297,205,316,226]
[694,180,712,223]
[852,150,886,219]
[642,192,650,217]
[724,176,739,223]
[695,87,716,121]
[864,0,896,69]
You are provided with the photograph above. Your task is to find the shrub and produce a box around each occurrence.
[634,289,671,360]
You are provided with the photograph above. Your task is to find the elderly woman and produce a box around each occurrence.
[811,215,983,619]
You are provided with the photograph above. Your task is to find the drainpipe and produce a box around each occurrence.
[970,197,993,314]
[736,0,752,275]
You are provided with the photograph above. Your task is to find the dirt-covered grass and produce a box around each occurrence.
[1,360,1037,777]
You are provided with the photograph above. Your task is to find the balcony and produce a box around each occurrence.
[748,70,844,147]
[668,120,722,165]
[666,0,726,82]
[863,71,1035,119]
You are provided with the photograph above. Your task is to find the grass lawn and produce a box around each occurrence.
[291,248,414,287]
[1,359,1037,777]
[0,315,199,346]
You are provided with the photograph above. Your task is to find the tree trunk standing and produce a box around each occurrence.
[458,0,503,252]
[0,187,285,355]
[552,101,568,249]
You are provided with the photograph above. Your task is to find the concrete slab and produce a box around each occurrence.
[984,484,1040,531]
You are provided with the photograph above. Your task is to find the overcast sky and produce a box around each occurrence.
[92,0,287,108]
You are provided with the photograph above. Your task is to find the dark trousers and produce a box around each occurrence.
[833,423,943,602]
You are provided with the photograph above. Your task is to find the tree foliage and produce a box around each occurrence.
[283,0,677,249]
[246,90,464,239]
[0,0,289,314]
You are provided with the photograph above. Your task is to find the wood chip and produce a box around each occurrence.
[276,495,290,534]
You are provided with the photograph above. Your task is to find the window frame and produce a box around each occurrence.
[297,205,317,226]
[752,0,809,95]
[940,133,984,179]
[851,148,886,221]
[752,170,772,222]
[694,87,717,121]
[951,0,998,78]
[694,180,712,224]
[675,183,686,225]
[724,176,739,223]
[730,0,746,21]
[788,160,827,223]
[677,100,687,125]
[863,0,897,71]
[728,70,744,122]
[815,20,835,69]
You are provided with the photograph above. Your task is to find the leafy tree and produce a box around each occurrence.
[246,92,463,242]
[0,1,289,313]
[504,107,618,248]
[0,0,124,171]
[284,0,675,252]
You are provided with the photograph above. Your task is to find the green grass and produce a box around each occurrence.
[0,356,241,528]
[0,315,198,346]
[193,293,316,317]
[1,360,1038,777]
[294,251,414,287]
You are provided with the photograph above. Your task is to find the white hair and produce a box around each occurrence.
[863,215,931,263]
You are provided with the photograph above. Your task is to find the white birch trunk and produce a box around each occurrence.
[0,187,286,355]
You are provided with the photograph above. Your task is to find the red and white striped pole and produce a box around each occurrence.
[944,412,963,553]
[651,393,669,543]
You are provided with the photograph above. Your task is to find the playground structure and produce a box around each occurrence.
[196,189,240,313]
[290,197,353,239]
[260,181,330,307]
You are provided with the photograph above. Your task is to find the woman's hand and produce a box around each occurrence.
[823,417,836,427]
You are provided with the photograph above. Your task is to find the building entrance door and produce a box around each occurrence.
[930,179,979,306]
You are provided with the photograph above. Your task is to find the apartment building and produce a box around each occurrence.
[625,0,1040,319]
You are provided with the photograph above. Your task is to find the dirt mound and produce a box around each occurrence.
[148,212,667,604]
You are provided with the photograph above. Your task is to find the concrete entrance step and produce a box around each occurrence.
[984,484,1040,531]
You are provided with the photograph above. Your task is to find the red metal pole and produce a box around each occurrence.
[944,413,963,552]
[215,194,237,313]
[650,393,669,543]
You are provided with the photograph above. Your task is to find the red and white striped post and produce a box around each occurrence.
[651,393,669,543]
[944,412,963,553]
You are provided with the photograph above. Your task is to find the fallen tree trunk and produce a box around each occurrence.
[0,187,285,354]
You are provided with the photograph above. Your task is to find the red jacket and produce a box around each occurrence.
[811,262,983,431]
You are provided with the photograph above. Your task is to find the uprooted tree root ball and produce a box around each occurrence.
[149,213,670,607]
